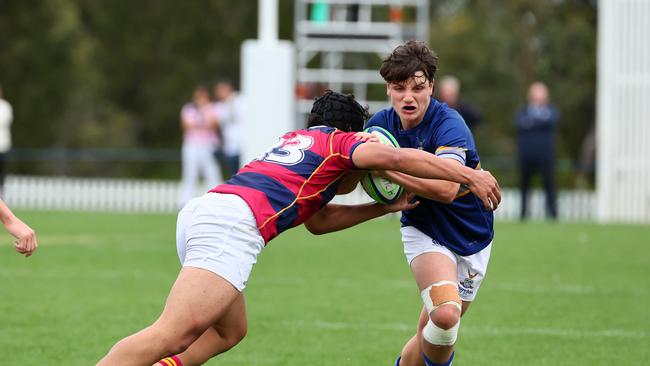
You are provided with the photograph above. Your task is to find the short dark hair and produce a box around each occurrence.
[307,90,369,132]
[380,40,439,84]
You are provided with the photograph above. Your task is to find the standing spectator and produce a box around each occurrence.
[178,85,222,207]
[437,75,482,131]
[515,81,560,220]
[0,84,12,195]
[213,80,245,179]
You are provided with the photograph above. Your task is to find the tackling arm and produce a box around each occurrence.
[304,193,418,235]
[351,143,501,210]
[379,169,461,204]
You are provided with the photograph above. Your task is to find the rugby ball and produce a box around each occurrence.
[360,126,404,204]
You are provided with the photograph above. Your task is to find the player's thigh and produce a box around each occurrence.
[177,293,248,364]
[156,267,240,332]
[410,252,457,290]
[403,226,458,290]
[212,292,247,339]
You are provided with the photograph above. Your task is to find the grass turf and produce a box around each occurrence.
[1,211,648,365]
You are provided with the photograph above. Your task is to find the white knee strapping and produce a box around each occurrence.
[422,318,460,346]
[420,280,462,346]
[420,281,462,314]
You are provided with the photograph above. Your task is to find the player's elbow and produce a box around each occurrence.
[438,184,460,204]
[438,193,455,205]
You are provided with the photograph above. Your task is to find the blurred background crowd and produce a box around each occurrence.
[0,0,605,220]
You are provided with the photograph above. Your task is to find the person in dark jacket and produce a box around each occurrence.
[438,76,482,131]
[515,81,560,220]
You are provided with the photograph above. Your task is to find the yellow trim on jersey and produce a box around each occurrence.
[453,161,483,199]
[435,145,469,153]
[258,130,352,231]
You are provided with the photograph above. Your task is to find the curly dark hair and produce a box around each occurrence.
[380,40,439,84]
[307,90,369,132]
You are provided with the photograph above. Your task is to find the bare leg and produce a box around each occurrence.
[97,267,240,366]
[399,300,472,366]
[170,293,248,366]
[411,252,458,364]
[397,302,427,365]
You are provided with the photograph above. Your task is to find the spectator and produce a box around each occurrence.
[213,80,245,179]
[437,75,482,131]
[178,85,222,207]
[515,81,560,220]
[0,84,12,195]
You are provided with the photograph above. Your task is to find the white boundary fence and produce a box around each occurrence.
[4,175,596,221]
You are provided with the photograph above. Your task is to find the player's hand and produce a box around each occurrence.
[467,169,501,210]
[383,192,419,213]
[353,132,380,143]
[6,218,37,257]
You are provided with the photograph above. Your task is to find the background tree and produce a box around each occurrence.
[0,0,596,186]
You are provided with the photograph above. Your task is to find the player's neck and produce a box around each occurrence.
[400,119,423,130]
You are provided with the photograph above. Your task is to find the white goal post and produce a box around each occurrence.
[597,0,650,223]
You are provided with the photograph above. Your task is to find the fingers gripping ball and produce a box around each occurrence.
[360,126,404,204]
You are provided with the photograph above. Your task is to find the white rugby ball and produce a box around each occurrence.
[360,126,404,204]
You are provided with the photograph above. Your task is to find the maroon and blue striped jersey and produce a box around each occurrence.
[210,126,363,243]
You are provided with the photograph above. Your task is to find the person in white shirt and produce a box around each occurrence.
[213,80,244,179]
[0,84,13,194]
[178,85,222,207]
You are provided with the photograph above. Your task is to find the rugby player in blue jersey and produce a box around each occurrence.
[365,41,496,366]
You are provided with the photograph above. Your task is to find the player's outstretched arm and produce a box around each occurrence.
[378,170,461,204]
[0,199,37,257]
[304,193,418,235]
[352,143,501,210]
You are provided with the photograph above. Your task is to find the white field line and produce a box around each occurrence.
[279,320,648,339]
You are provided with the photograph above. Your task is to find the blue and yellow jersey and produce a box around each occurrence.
[366,98,494,256]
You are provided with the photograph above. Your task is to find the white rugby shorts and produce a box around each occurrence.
[401,225,492,302]
[176,193,264,292]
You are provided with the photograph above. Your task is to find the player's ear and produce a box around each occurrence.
[429,79,435,96]
[386,83,390,96]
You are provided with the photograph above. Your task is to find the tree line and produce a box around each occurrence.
[0,0,596,185]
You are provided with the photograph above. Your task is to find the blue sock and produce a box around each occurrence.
[394,356,401,366]
[422,351,455,366]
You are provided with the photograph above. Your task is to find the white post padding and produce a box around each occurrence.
[240,40,296,165]
[597,0,650,223]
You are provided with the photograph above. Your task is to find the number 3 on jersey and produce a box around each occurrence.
[259,134,314,165]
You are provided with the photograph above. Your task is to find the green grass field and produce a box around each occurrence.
[1,211,649,365]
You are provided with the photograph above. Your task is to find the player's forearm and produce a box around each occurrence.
[382,171,458,203]
[304,203,388,235]
[396,148,473,184]
[0,199,16,225]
